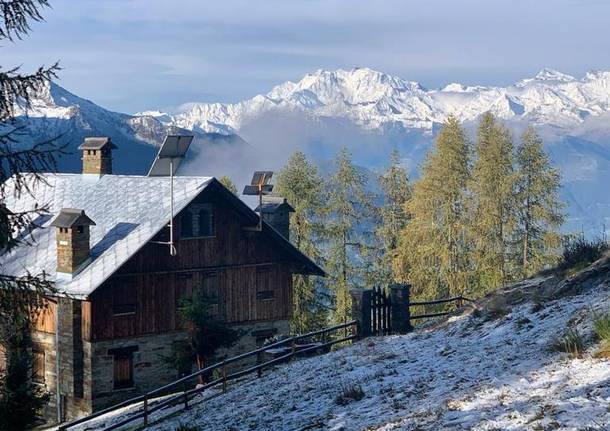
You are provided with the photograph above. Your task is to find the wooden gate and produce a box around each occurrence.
[369,286,392,336]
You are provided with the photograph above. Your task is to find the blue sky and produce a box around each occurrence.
[4,0,610,113]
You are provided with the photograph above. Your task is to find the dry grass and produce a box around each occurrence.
[552,327,586,358]
[592,309,610,358]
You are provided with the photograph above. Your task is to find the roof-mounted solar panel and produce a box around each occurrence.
[147,135,194,177]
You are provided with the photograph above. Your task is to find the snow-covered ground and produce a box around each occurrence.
[67,267,610,431]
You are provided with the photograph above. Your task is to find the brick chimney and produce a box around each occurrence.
[256,196,295,240]
[78,137,117,175]
[51,209,96,274]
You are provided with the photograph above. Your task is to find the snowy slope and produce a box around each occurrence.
[67,258,610,431]
[164,67,610,134]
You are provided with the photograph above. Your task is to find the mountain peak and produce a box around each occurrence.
[534,68,576,82]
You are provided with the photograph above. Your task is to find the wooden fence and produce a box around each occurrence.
[370,286,392,335]
[58,320,358,431]
[354,284,473,336]
[409,295,473,321]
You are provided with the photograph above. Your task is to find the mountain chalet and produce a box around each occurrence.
[0,137,323,423]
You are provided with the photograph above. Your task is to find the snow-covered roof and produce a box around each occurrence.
[0,173,212,298]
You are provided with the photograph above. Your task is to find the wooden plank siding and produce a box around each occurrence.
[33,299,57,334]
[89,187,295,341]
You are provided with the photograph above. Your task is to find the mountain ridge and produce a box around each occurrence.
[140,67,610,135]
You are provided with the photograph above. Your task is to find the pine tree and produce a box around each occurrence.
[0,2,62,427]
[514,127,564,277]
[469,113,517,292]
[394,116,471,300]
[218,175,238,194]
[374,149,410,287]
[325,147,374,323]
[275,151,328,333]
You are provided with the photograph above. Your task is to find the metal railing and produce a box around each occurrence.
[59,320,358,431]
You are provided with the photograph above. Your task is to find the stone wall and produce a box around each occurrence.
[82,152,112,175]
[32,298,94,425]
[90,319,290,410]
[31,315,290,421]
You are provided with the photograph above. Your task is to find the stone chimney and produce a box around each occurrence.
[256,196,295,240]
[51,209,96,274]
[78,137,117,176]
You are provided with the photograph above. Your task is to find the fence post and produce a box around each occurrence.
[222,360,227,392]
[390,283,413,334]
[183,379,189,409]
[143,396,148,426]
[256,351,262,378]
[350,289,372,338]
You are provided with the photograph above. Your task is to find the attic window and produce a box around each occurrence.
[77,226,84,234]
[181,204,214,239]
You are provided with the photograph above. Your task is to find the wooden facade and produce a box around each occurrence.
[34,180,319,343]
[87,184,297,341]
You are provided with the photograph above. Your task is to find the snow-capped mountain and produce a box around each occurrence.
[156,67,610,134]
[12,68,610,235]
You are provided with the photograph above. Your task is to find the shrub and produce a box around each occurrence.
[553,327,586,358]
[557,235,608,274]
[335,382,365,405]
[593,310,610,342]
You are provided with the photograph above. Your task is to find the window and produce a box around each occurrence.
[77,225,84,234]
[112,281,136,317]
[256,290,275,301]
[180,204,214,239]
[109,346,138,390]
[32,349,45,384]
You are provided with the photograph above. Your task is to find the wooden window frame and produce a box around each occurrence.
[32,348,45,384]
[256,290,275,301]
[180,204,215,240]
[112,280,137,317]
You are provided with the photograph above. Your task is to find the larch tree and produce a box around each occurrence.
[469,112,517,292]
[394,116,471,300]
[0,0,63,429]
[514,127,564,277]
[325,147,374,323]
[218,175,238,194]
[275,151,328,333]
[374,149,410,287]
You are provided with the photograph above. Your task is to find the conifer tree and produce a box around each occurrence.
[218,175,238,194]
[469,113,517,292]
[275,151,328,333]
[514,127,564,277]
[0,1,62,427]
[325,147,373,323]
[374,149,410,286]
[394,116,471,300]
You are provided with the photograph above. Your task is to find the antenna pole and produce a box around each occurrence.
[258,185,263,231]
[169,158,177,256]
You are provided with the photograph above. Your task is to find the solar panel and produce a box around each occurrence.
[147,135,194,177]
[243,184,274,196]
[251,171,273,186]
